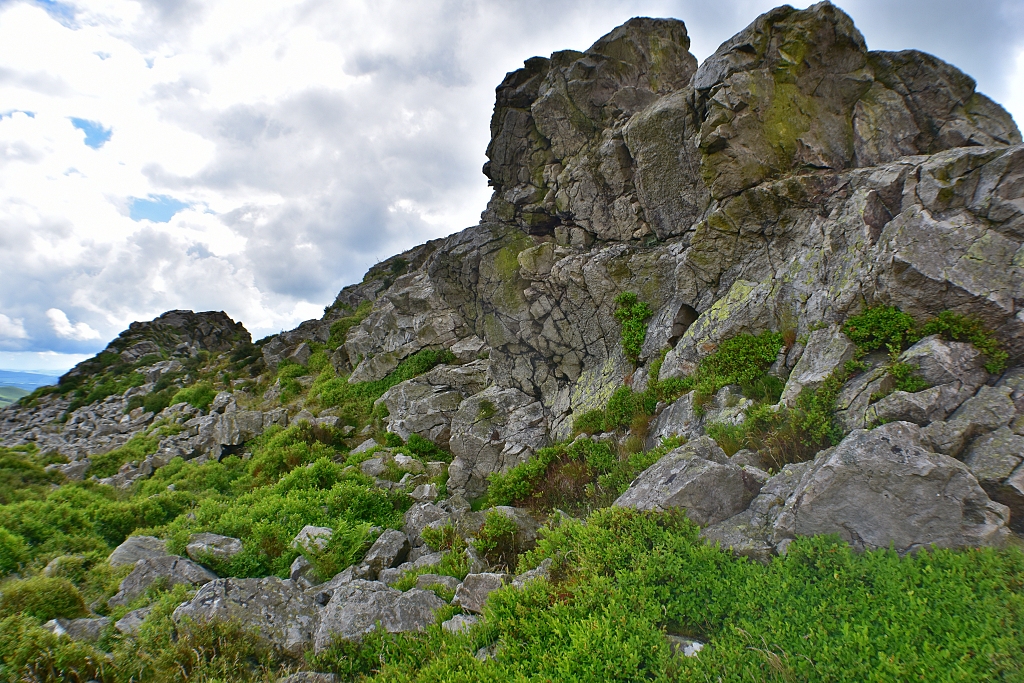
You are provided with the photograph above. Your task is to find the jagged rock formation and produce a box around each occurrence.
[2,3,1024,653]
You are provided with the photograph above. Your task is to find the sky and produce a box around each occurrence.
[0,0,1022,375]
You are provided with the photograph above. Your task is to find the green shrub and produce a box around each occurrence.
[300,522,373,582]
[327,300,373,349]
[170,382,217,410]
[0,528,28,575]
[687,331,784,404]
[0,446,62,505]
[471,510,520,569]
[613,292,653,364]
[0,576,87,621]
[89,434,160,479]
[843,305,917,354]
[0,613,109,683]
[889,361,930,393]
[405,433,450,462]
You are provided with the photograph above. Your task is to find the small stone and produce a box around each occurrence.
[452,573,507,614]
[441,613,479,635]
[292,526,333,552]
[410,483,438,502]
[414,574,462,593]
[114,607,153,635]
[666,635,704,657]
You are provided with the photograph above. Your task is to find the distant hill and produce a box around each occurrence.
[0,370,60,391]
[0,386,29,408]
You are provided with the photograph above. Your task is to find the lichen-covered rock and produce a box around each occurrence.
[44,617,110,643]
[313,580,446,650]
[108,535,169,567]
[173,577,318,656]
[292,526,334,552]
[109,556,217,607]
[185,533,243,563]
[646,387,753,449]
[772,422,1009,553]
[441,614,479,635]
[780,326,857,406]
[922,386,1016,456]
[378,361,489,446]
[114,607,153,635]
[613,437,763,526]
[448,386,548,498]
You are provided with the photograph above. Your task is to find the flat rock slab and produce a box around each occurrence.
[108,535,169,567]
[174,577,318,657]
[314,579,446,651]
[186,532,243,562]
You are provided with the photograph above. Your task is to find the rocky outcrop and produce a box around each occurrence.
[108,556,217,607]
[313,580,446,650]
[173,577,318,657]
[108,535,169,567]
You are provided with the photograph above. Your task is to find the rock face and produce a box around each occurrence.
[173,577,318,657]
[313,580,447,651]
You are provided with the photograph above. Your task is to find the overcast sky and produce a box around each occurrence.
[0,0,1021,374]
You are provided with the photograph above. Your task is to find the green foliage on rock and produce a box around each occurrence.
[613,292,653,364]
[170,382,217,411]
[328,300,373,349]
[683,331,784,405]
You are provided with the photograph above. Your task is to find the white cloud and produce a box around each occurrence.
[47,308,101,340]
[0,313,28,340]
[0,0,1020,364]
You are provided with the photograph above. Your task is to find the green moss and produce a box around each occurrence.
[613,292,653,364]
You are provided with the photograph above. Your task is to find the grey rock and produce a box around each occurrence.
[646,387,753,449]
[451,336,488,363]
[362,530,410,577]
[448,386,548,499]
[963,427,1024,531]
[922,386,1015,456]
[109,556,217,607]
[772,422,1009,554]
[292,525,333,552]
[511,558,552,590]
[868,383,971,426]
[314,580,446,650]
[290,555,316,585]
[185,533,243,562]
[441,614,479,635]
[410,483,439,502]
[613,437,762,526]
[114,607,153,635]
[173,577,317,657]
[899,336,989,390]
[452,573,508,614]
[277,674,339,683]
[351,438,378,455]
[44,617,110,643]
[780,327,857,406]
[379,361,489,446]
[402,503,452,547]
[107,535,169,567]
[56,459,90,481]
[666,635,704,657]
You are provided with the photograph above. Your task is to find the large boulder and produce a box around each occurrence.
[108,535,169,567]
[313,580,446,651]
[448,386,549,499]
[772,422,1009,553]
[173,577,318,657]
[613,437,765,526]
[108,556,217,607]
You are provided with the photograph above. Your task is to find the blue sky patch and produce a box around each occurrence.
[129,195,189,223]
[1,110,35,119]
[69,118,112,148]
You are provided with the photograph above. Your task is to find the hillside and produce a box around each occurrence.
[0,388,28,409]
[1,2,1024,681]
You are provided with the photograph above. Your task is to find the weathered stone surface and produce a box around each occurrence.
[109,556,217,607]
[293,526,334,552]
[277,674,339,683]
[922,386,1015,456]
[441,614,479,635]
[44,617,110,643]
[511,558,552,590]
[614,437,761,526]
[379,361,489,446]
[666,635,704,658]
[780,327,857,406]
[867,384,971,426]
[314,580,446,650]
[899,336,989,390]
[362,530,410,577]
[772,422,1009,553]
[173,577,318,656]
[186,533,243,563]
[108,535,169,567]
[415,574,462,593]
[963,427,1024,532]
[114,607,153,635]
[453,573,508,614]
[448,386,549,498]
[645,387,752,449]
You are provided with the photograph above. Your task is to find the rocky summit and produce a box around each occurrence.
[2,3,1024,681]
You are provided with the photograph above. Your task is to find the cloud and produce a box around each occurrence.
[0,0,1020,365]
[47,308,101,340]
[0,313,28,341]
